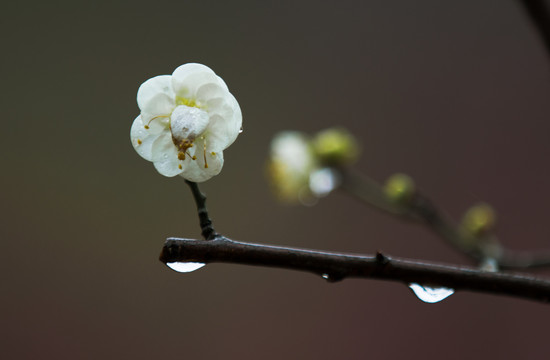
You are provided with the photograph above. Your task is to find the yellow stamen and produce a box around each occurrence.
[178,164,182,170]
[144,114,169,129]
[174,138,194,155]
[211,152,216,156]
[137,139,142,145]
[176,96,201,108]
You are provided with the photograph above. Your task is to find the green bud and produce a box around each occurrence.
[384,173,416,203]
[461,203,496,236]
[312,128,359,165]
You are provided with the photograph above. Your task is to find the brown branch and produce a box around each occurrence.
[159,237,550,304]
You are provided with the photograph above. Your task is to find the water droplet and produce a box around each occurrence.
[409,283,454,303]
[166,262,205,273]
[239,126,243,134]
[163,154,168,159]
[322,274,330,279]
[309,168,340,197]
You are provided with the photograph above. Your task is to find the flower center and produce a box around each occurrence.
[170,105,209,161]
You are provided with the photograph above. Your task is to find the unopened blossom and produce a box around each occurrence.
[267,132,317,204]
[130,63,242,182]
[312,128,359,165]
[267,130,342,205]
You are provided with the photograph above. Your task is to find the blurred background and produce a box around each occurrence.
[2,0,550,358]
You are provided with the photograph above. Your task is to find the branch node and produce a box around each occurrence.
[376,251,389,265]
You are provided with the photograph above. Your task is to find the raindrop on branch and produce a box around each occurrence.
[408,283,454,303]
[166,262,206,273]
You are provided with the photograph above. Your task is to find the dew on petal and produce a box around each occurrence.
[409,283,454,303]
[166,262,206,273]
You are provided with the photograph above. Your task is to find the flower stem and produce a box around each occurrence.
[185,180,218,240]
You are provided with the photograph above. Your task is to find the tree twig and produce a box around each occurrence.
[339,169,550,270]
[159,237,550,304]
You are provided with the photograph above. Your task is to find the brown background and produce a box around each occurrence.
[2,0,550,358]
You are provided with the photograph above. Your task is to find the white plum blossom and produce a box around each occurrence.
[130,63,242,182]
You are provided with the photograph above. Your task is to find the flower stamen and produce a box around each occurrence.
[203,136,208,169]
[144,115,170,129]
[176,96,203,109]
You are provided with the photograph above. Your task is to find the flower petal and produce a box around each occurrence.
[130,115,165,161]
[150,133,186,177]
[206,94,242,150]
[195,82,228,104]
[180,137,224,182]
[172,63,228,99]
[137,75,176,114]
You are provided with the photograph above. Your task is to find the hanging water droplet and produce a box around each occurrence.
[322,274,330,279]
[166,262,205,273]
[409,283,454,303]
[239,126,243,134]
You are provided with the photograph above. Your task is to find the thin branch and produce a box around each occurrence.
[518,0,550,57]
[339,169,550,270]
[159,237,550,304]
[185,180,217,240]
[500,248,550,268]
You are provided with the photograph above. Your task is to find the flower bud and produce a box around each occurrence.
[461,203,496,236]
[384,173,416,203]
[267,132,316,204]
[312,128,359,166]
